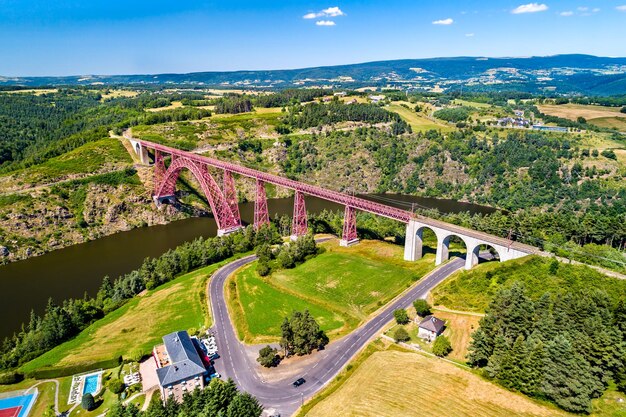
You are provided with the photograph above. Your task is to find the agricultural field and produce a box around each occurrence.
[228,240,436,343]
[131,108,282,150]
[0,138,133,194]
[430,255,626,313]
[387,102,453,132]
[302,346,566,417]
[538,103,626,121]
[20,259,231,372]
[538,103,626,132]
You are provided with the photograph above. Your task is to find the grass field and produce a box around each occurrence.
[430,255,626,313]
[0,138,132,193]
[20,257,238,372]
[538,103,626,121]
[387,102,453,132]
[229,240,436,343]
[589,116,626,131]
[303,347,565,417]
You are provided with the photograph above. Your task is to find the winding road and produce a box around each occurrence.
[209,241,476,416]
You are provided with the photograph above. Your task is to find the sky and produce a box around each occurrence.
[1,0,626,76]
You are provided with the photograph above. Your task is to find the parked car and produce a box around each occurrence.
[292,378,306,387]
[210,353,220,360]
[210,373,221,379]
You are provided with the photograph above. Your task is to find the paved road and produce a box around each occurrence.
[209,245,472,416]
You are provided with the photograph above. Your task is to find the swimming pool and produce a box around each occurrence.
[82,373,100,396]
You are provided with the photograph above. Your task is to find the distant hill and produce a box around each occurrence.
[3,54,626,95]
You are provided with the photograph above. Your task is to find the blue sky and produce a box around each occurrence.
[1,0,625,76]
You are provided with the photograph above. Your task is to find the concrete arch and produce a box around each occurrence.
[155,157,241,234]
[435,232,470,266]
[466,242,501,270]
[406,224,438,261]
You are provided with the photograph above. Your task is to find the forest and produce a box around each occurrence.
[467,282,626,413]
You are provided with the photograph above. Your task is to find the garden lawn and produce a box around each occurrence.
[431,255,626,313]
[21,258,234,373]
[230,240,435,343]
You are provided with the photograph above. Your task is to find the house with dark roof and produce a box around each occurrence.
[153,331,208,402]
[417,315,445,341]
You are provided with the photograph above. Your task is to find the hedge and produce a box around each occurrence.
[25,356,122,379]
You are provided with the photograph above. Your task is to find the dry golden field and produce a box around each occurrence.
[304,349,565,417]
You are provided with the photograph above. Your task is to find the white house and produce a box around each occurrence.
[417,315,445,341]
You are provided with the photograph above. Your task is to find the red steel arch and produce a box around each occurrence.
[156,156,241,232]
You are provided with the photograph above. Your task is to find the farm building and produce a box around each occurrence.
[417,315,445,341]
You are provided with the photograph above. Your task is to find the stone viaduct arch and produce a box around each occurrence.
[404,220,529,270]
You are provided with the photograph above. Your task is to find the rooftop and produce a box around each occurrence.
[156,331,207,387]
[418,315,445,333]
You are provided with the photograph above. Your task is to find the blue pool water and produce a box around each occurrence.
[0,393,36,417]
[82,374,99,395]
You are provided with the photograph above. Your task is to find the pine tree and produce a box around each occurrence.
[485,334,509,380]
[226,392,263,417]
[541,335,595,413]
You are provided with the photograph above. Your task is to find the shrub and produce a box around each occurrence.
[432,335,452,357]
[393,326,410,342]
[620,106,626,114]
[393,308,409,325]
[256,261,270,277]
[81,393,96,411]
[107,378,125,394]
[256,345,279,368]
[276,249,295,269]
[413,299,431,317]
[0,371,24,385]
[601,149,617,160]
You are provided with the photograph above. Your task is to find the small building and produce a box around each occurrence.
[417,315,445,341]
[153,331,208,402]
[369,95,385,103]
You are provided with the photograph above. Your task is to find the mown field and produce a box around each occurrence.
[229,240,436,343]
[430,255,626,313]
[0,138,132,193]
[303,347,566,417]
[20,258,235,372]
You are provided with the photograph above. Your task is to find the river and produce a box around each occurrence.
[0,194,495,339]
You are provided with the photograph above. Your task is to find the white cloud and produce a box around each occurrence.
[577,6,589,11]
[559,10,574,16]
[511,3,549,14]
[315,20,336,26]
[322,6,345,17]
[432,18,454,25]
[465,33,475,37]
[303,6,345,19]
[616,5,626,11]
[592,8,600,12]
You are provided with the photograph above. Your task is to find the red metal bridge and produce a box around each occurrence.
[131,139,537,260]
[133,139,413,243]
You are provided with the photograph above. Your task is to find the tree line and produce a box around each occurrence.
[108,378,263,417]
[467,283,626,413]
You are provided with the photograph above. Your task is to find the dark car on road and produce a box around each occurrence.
[293,378,306,387]
[210,353,220,360]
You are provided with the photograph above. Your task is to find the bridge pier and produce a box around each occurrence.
[254,180,269,230]
[291,191,308,241]
[223,170,241,229]
[130,140,151,165]
[340,205,359,247]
